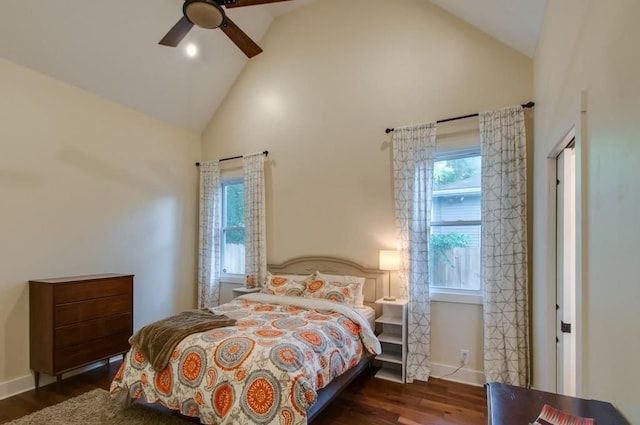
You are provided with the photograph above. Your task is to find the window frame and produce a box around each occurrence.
[220,177,245,281]
[430,146,483,305]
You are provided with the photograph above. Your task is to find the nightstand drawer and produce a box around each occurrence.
[55,294,131,326]
[55,313,132,348]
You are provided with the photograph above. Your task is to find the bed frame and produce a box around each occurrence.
[267,256,384,422]
[134,256,383,424]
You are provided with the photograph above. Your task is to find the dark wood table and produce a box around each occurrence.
[486,382,630,424]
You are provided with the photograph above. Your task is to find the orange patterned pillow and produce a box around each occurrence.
[303,277,361,306]
[261,273,312,297]
[314,272,366,307]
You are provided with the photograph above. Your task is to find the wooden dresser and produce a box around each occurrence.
[29,274,134,388]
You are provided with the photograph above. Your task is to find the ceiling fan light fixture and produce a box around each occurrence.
[184,0,225,29]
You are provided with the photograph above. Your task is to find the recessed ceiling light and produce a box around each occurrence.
[185,43,199,58]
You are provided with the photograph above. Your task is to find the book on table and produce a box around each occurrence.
[531,404,596,425]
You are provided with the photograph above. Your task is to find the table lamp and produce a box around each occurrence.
[379,250,400,301]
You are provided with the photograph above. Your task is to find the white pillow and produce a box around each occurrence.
[314,272,366,307]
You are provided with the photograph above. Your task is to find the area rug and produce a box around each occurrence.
[6,389,192,425]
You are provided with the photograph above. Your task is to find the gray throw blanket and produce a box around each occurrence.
[129,309,236,371]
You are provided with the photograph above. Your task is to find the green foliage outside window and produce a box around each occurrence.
[430,233,470,268]
[433,156,480,187]
[225,182,245,244]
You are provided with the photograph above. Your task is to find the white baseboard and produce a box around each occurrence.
[0,357,120,401]
[0,374,38,400]
[430,362,485,387]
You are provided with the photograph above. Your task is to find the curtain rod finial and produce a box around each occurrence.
[385,128,395,134]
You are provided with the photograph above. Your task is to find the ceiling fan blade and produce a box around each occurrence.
[159,17,194,47]
[220,17,263,58]
[224,0,293,9]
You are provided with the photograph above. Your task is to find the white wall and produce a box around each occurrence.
[202,0,532,380]
[0,59,200,395]
[533,1,640,421]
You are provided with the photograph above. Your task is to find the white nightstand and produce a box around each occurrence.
[231,286,261,298]
[374,297,408,384]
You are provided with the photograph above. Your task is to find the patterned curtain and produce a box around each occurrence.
[243,153,267,289]
[198,161,222,308]
[479,105,530,386]
[392,122,436,383]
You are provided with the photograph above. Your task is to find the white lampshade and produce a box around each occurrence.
[379,250,400,271]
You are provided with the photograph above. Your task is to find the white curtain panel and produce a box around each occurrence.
[243,153,267,288]
[392,122,436,383]
[198,161,222,308]
[479,105,530,386]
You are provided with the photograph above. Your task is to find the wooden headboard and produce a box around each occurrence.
[268,256,384,316]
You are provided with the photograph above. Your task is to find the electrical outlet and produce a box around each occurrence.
[460,349,469,366]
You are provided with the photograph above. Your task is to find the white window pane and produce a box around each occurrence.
[431,152,482,292]
[223,182,244,227]
[433,155,481,222]
[222,229,245,274]
[221,179,245,275]
[430,225,481,291]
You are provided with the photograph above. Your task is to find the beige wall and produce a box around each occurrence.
[533,1,640,421]
[0,59,200,391]
[203,0,532,379]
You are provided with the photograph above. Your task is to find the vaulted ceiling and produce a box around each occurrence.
[0,0,546,132]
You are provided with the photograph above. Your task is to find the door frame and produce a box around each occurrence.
[556,144,576,395]
[544,91,588,395]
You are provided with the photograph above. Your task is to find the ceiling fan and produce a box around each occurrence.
[159,0,292,58]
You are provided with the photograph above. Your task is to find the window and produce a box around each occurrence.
[221,179,245,275]
[430,148,482,296]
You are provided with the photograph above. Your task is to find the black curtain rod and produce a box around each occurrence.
[195,150,269,166]
[384,101,535,134]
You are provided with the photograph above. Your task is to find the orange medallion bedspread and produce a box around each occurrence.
[110,293,381,425]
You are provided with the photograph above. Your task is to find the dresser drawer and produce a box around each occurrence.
[55,332,131,372]
[55,313,132,348]
[55,294,132,326]
[54,277,131,304]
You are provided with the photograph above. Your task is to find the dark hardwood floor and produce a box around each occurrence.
[0,361,487,425]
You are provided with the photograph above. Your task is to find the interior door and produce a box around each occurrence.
[556,144,577,396]
[556,149,565,393]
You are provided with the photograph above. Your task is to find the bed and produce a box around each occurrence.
[110,256,384,424]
